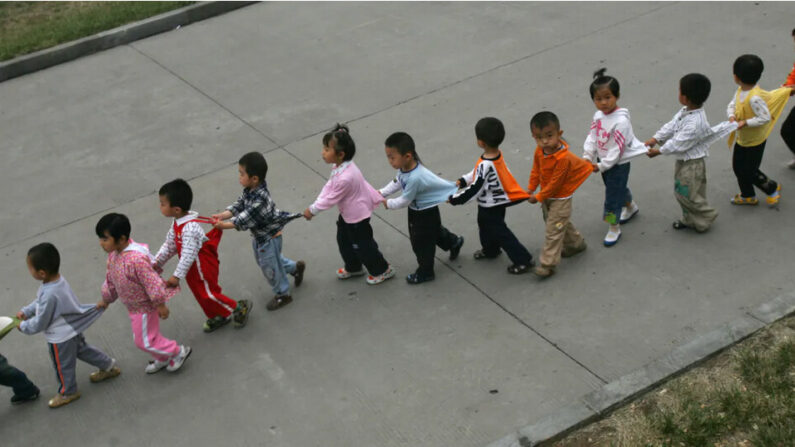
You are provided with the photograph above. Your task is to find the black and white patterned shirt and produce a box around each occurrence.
[227,183,301,244]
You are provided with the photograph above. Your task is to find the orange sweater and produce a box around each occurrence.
[785,62,795,87]
[527,140,592,201]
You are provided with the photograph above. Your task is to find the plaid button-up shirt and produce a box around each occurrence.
[227,182,301,243]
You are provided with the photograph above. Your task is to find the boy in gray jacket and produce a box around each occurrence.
[16,243,120,408]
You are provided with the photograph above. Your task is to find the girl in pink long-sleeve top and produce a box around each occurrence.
[302,124,395,285]
[95,213,192,374]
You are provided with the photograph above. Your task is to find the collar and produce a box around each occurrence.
[481,151,502,161]
[400,163,420,174]
[123,240,155,262]
[244,182,268,196]
[175,211,199,225]
[331,161,351,176]
[680,106,702,116]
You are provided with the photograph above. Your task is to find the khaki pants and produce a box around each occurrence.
[540,198,585,268]
[674,158,718,232]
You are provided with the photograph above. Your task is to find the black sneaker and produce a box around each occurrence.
[11,389,40,405]
[449,236,464,261]
[293,261,306,287]
[232,300,252,329]
[406,272,435,284]
[202,315,231,333]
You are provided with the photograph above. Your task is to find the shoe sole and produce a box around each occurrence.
[233,300,253,328]
[49,393,80,408]
[203,317,232,333]
[337,271,366,279]
[619,209,639,224]
[603,233,621,247]
[166,347,192,372]
[145,362,169,374]
[11,392,39,405]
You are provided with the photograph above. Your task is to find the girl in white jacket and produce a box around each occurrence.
[583,69,648,246]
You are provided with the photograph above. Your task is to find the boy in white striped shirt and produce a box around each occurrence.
[646,73,724,233]
[154,179,251,332]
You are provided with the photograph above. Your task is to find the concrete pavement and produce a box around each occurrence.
[1,2,794,446]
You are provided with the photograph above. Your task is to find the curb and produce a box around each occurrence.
[485,291,795,447]
[0,1,256,83]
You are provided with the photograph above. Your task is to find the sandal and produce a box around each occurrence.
[473,249,500,260]
[507,264,531,275]
[672,220,690,230]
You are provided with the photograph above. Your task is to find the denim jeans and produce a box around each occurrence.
[601,162,632,225]
[252,235,296,296]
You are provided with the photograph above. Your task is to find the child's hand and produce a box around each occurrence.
[157,304,170,320]
[728,116,736,123]
[302,208,313,220]
[15,311,26,321]
[527,196,538,204]
[647,148,661,158]
[591,163,600,173]
[736,120,747,129]
[455,179,462,188]
[382,200,388,210]
[96,300,109,310]
[644,138,658,148]
[166,276,180,288]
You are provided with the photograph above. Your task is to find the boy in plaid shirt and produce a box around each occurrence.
[213,152,305,311]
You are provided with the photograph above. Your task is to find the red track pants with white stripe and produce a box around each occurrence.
[185,251,237,318]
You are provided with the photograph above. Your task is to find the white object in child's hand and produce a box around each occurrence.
[0,315,20,340]
[0,316,14,328]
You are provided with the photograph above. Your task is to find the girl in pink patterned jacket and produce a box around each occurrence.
[95,213,191,374]
[302,124,394,285]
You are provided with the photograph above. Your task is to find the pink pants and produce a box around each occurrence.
[129,311,180,362]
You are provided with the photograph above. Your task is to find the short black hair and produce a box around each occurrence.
[158,178,193,210]
[733,54,764,85]
[475,117,505,148]
[530,111,560,131]
[27,243,60,274]
[95,213,131,241]
[322,123,356,161]
[679,73,711,107]
[384,131,421,163]
[589,67,620,99]
[239,152,268,181]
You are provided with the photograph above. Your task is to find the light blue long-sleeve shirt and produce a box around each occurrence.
[380,163,458,211]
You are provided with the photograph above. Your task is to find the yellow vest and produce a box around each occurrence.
[729,86,791,147]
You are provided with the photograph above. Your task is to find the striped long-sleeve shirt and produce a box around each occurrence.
[654,107,717,161]
[154,211,207,279]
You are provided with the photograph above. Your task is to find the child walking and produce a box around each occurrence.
[527,112,591,278]
[380,132,465,284]
[449,117,534,274]
[154,179,251,332]
[212,152,304,311]
[0,353,39,405]
[95,213,191,375]
[646,73,729,232]
[782,28,795,168]
[726,54,792,207]
[582,69,647,246]
[17,242,120,408]
[303,124,395,285]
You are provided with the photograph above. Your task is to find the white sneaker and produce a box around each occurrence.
[145,358,170,374]
[166,345,192,372]
[336,267,366,279]
[366,265,395,285]
[619,202,639,224]
[604,226,621,247]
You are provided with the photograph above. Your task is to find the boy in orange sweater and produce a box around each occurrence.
[527,111,592,278]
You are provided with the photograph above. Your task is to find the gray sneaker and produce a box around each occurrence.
[166,345,192,372]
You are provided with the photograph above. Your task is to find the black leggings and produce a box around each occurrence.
[336,216,389,276]
[732,141,778,197]
[408,206,459,277]
[782,107,795,156]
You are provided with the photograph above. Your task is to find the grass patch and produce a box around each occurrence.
[552,316,795,447]
[0,1,194,61]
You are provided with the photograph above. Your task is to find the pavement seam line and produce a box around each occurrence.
[127,43,283,149]
[277,146,609,385]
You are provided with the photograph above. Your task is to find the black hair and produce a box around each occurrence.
[733,54,764,85]
[322,123,356,161]
[475,117,505,148]
[589,68,620,99]
[95,213,131,241]
[530,111,560,131]
[158,178,193,210]
[239,152,268,181]
[27,242,60,274]
[679,73,711,107]
[384,132,421,163]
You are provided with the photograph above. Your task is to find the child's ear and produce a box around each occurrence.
[118,235,129,244]
[476,139,487,149]
[558,129,564,138]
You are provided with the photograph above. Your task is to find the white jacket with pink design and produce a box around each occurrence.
[582,108,648,172]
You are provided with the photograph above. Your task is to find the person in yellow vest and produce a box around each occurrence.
[727,54,792,207]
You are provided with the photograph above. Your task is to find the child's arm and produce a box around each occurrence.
[651,112,678,146]
[592,124,626,172]
[97,270,119,309]
[133,256,173,311]
[455,168,475,188]
[527,150,541,198]
[449,166,484,205]
[535,159,570,202]
[379,177,401,198]
[18,300,37,320]
[153,227,177,271]
[384,178,420,210]
[727,96,736,121]
[306,177,344,219]
[657,119,702,156]
[741,96,771,128]
[582,127,597,163]
[167,223,204,287]
[18,295,56,335]
[211,210,234,221]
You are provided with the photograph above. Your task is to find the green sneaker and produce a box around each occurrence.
[232,299,252,329]
[202,315,231,333]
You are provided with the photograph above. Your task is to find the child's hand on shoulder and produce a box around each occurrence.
[156,304,170,320]
[166,276,180,288]
[302,208,313,220]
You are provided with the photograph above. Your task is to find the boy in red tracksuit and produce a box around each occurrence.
[154,179,251,332]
